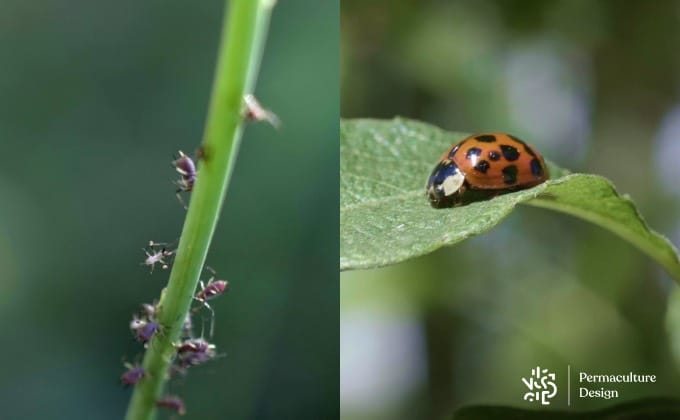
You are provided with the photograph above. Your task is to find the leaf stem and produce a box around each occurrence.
[124,1,275,419]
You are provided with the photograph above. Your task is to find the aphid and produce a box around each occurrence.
[129,314,146,331]
[142,242,174,273]
[176,337,214,354]
[426,133,549,208]
[195,278,229,303]
[244,94,280,128]
[130,316,160,343]
[121,363,145,387]
[156,395,186,416]
[137,321,160,343]
[176,337,217,368]
[172,151,197,209]
[193,267,229,336]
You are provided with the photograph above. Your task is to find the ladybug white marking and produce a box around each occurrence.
[442,172,465,197]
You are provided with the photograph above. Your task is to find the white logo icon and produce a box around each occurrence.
[522,366,557,405]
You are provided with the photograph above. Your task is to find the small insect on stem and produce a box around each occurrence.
[141,241,174,273]
[244,94,280,129]
[129,315,146,331]
[156,395,186,416]
[130,315,160,344]
[175,337,217,368]
[172,151,197,209]
[120,363,145,388]
[138,321,160,343]
[193,266,229,337]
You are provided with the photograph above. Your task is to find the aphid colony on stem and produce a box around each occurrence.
[123,266,228,414]
[123,95,276,416]
[124,284,222,415]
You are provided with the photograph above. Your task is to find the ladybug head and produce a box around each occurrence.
[426,160,465,208]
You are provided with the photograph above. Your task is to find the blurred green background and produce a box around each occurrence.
[0,1,338,419]
[341,0,680,419]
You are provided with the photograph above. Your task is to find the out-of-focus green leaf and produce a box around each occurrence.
[666,287,680,369]
[451,398,680,419]
[340,118,680,282]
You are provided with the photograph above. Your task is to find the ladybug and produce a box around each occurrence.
[426,133,548,208]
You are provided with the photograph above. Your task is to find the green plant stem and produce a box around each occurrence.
[124,1,275,419]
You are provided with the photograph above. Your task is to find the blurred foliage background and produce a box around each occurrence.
[341,0,680,419]
[0,1,337,419]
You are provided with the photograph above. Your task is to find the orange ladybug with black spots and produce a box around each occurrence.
[426,133,548,208]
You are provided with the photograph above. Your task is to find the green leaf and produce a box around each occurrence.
[340,118,680,282]
[450,398,680,419]
[666,287,680,369]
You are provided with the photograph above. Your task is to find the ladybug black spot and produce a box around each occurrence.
[488,150,501,161]
[500,145,520,161]
[474,160,490,174]
[448,144,461,158]
[466,147,482,160]
[530,158,543,178]
[502,165,518,185]
[509,135,537,157]
[475,135,496,143]
[507,134,525,146]
[524,146,536,157]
